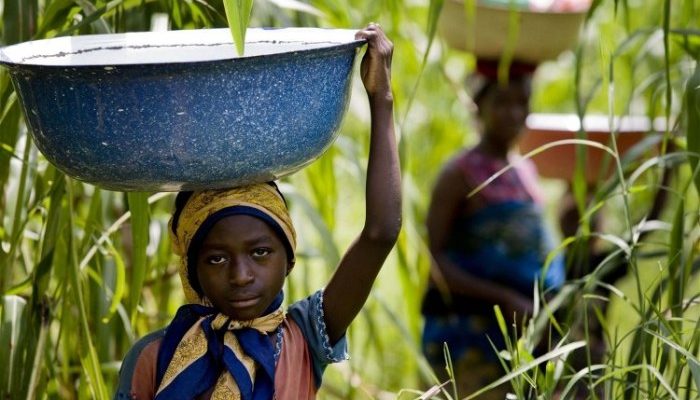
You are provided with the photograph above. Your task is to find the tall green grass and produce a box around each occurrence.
[0,1,699,399]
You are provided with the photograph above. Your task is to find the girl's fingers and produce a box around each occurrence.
[355,31,375,41]
[355,23,385,41]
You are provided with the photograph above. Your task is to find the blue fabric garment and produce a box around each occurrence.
[421,149,565,371]
[154,293,284,400]
[421,201,565,364]
[446,200,565,295]
[422,313,505,365]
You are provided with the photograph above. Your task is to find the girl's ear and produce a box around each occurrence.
[286,260,295,276]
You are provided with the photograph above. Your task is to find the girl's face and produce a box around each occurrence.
[196,214,289,320]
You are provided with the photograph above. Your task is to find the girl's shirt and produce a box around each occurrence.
[114,290,347,400]
[422,148,565,316]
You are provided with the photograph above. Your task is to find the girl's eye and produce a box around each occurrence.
[251,248,271,258]
[207,255,227,265]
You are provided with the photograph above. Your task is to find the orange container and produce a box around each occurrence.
[520,113,662,182]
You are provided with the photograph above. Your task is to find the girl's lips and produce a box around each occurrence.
[228,297,259,308]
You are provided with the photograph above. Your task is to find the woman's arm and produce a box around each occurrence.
[322,24,402,344]
[427,160,533,318]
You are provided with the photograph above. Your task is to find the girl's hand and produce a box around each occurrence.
[355,23,393,100]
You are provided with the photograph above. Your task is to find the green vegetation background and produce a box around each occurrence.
[1,0,699,399]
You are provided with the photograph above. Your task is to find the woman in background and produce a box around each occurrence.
[421,60,565,398]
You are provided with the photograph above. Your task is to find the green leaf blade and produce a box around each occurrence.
[223,0,254,56]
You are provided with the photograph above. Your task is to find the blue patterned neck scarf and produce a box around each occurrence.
[154,293,285,400]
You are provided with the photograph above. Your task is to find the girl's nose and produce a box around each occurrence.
[228,259,254,286]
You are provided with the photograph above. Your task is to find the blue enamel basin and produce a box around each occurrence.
[0,28,363,191]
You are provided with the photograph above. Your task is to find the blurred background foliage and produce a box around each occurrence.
[0,0,699,399]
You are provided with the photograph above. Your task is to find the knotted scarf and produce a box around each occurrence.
[156,183,297,400]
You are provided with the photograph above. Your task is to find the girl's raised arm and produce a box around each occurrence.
[321,24,402,344]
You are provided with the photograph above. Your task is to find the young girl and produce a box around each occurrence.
[114,24,400,400]
[420,60,565,398]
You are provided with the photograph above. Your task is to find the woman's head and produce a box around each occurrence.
[471,60,534,148]
[170,183,296,319]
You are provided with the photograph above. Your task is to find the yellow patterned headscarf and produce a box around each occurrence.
[169,183,297,304]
